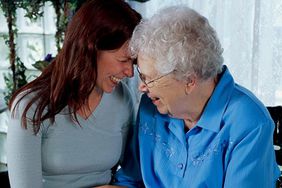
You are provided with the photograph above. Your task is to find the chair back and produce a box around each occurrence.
[267,106,282,166]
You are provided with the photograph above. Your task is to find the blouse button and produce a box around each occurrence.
[177,163,183,169]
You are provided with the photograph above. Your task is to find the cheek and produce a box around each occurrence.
[159,92,173,105]
[163,92,181,107]
[96,70,110,87]
[98,67,113,80]
[95,71,104,83]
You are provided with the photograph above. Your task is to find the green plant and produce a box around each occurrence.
[32,53,54,71]
[0,0,69,105]
[0,1,25,105]
[0,0,149,105]
[3,57,28,105]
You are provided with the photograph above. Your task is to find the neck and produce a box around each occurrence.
[77,87,103,119]
[183,76,218,130]
[184,118,198,131]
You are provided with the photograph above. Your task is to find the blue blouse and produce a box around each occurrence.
[114,66,281,188]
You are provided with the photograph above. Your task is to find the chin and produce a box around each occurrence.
[155,102,169,115]
[156,106,169,115]
[102,86,115,93]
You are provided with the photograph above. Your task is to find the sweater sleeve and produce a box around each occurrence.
[7,97,44,188]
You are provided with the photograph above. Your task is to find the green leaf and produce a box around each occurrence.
[32,60,49,71]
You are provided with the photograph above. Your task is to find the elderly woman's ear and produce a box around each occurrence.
[184,76,196,95]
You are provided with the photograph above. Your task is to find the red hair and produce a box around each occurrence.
[9,0,141,134]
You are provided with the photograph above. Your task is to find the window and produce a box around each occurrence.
[0,2,57,90]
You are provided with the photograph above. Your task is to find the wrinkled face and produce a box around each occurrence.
[138,54,187,117]
[96,41,134,93]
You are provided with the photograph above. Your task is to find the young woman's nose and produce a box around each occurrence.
[123,63,134,77]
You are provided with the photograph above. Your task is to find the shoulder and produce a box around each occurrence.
[111,81,134,108]
[8,90,44,134]
[138,94,157,117]
[10,90,37,118]
[225,84,274,137]
[231,84,271,122]
[140,94,155,108]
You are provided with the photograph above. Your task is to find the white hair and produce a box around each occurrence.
[130,6,224,80]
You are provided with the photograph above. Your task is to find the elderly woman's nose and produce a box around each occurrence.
[139,82,148,92]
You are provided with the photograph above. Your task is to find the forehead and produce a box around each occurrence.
[114,41,130,56]
[100,41,130,57]
[137,54,158,76]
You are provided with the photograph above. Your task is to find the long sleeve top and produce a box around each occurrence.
[7,82,134,188]
[114,65,281,188]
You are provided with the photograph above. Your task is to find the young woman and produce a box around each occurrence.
[7,0,141,187]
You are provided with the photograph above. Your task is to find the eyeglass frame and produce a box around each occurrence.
[136,66,173,88]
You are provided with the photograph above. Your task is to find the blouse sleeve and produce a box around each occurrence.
[223,119,280,187]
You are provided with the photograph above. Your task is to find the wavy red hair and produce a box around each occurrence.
[9,0,141,134]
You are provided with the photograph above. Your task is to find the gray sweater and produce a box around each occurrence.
[7,82,134,188]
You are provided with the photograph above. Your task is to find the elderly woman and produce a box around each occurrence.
[112,5,281,188]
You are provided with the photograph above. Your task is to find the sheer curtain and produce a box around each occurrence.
[128,0,282,106]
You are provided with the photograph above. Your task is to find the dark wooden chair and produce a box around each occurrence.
[267,106,282,188]
[0,170,10,188]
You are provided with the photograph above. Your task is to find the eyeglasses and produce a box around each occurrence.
[136,66,172,88]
